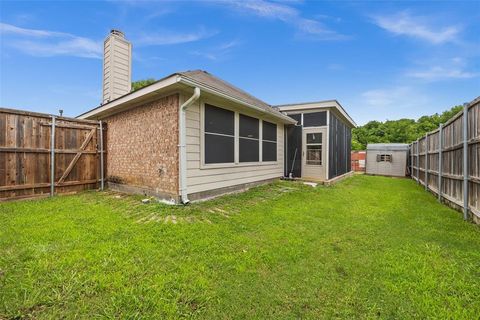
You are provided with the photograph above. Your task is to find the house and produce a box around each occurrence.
[78,30,356,203]
[366,143,409,177]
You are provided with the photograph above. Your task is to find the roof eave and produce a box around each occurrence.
[178,77,296,124]
[276,100,356,128]
[77,74,181,119]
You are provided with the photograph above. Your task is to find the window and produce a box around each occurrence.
[306,133,322,165]
[377,154,392,162]
[303,111,327,127]
[239,114,259,162]
[204,104,234,164]
[262,121,277,161]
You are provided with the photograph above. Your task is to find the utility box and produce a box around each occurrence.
[366,144,409,177]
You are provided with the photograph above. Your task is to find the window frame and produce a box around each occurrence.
[377,154,393,162]
[204,104,235,164]
[262,120,278,162]
[305,132,323,166]
[239,114,260,163]
[200,100,279,169]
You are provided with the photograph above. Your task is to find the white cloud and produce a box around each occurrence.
[361,86,410,108]
[0,22,66,37]
[136,27,217,46]
[0,22,102,58]
[406,57,478,81]
[191,39,242,61]
[226,0,347,40]
[350,86,432,124]
[0,22,214,58]
[361,86,430,109]
[407,66,478,80]
[371,11,460,44]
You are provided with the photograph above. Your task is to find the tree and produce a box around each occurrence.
[131,79,156,92]
[352,105,463,150]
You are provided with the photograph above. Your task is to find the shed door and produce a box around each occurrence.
[302,128,327,180]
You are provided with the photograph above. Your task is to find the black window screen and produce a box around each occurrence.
[263,141,277,161]
[306,132,322,144]
[240,114,259,139]
[204,104,235,164]
[239,114,259,162]
[303,112,327,127]
[289,113,301,124]
[205,104,234,135]
[262,121,277,142]
[262,121,277,161]
[240,139,259,162]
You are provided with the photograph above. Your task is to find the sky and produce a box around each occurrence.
[0,0,479,125]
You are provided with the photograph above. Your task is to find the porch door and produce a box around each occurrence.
[302,128,327,180]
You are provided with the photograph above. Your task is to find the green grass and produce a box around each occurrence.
[1,175,479,319]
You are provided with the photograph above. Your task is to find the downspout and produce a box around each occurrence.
[179,87,201,204]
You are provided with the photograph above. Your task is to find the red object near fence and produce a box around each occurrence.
[351,151,366,172]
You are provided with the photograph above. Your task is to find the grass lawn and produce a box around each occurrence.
[1,175,479,319]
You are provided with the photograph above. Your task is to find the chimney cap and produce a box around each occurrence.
[110,29,125,38]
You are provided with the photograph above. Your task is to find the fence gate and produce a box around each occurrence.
[0,108,105,201]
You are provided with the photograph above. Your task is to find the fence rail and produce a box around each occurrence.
[409,96,480,223]
[0,108,105,201]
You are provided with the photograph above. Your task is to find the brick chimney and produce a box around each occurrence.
[102,29,131,104]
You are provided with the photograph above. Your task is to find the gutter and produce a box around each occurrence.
[178,87,201,204]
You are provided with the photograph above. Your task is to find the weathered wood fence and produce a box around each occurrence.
[0,108,105,201]
[410,96,480,223]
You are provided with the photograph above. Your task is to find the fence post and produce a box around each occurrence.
[99,120,104,191]
[438,123,443,202]
[463,103,469,220]
[416,139,420,184]
[410,143,414,178]
[425,133,429,190]
[50,116,56,196]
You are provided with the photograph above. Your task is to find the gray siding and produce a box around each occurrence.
[366,151,408,177]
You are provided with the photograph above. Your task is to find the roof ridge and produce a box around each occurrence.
[179,70,273,108]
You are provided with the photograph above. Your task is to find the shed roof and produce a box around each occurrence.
[367,143,410,151]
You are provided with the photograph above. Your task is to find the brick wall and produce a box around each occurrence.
[104,94,179,198]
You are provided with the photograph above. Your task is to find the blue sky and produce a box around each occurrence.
[0,0,479,124]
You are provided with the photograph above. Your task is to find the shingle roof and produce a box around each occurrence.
[178,70,286,118]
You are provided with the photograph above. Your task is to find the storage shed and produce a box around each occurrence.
[366,143,409,177]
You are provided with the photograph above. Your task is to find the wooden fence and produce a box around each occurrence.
[0,108,105,201]
[410,96,480,223]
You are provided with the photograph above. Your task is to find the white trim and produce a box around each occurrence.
[199,100,279,170]
[78,75,180,119]
[179,87,201,204]
[326,109,330,180]
[277,100,356,128]
[78,73,296,124]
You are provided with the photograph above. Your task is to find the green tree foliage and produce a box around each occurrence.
[131,78,156,92]
[352,105,463,150]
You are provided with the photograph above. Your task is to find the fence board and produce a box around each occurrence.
[0,108,106,200]
[409,96,480,223]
